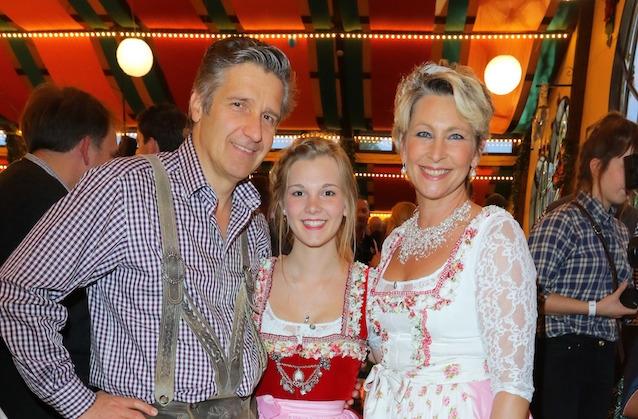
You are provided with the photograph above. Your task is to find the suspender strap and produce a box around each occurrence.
[572,201,619,289]
[144,155,265,404]
[144,155,184,406]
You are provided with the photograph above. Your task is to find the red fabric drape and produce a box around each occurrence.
[368,0,436,130]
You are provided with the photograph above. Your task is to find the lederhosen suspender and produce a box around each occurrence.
[144,155,266,407]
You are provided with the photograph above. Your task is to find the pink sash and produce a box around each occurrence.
[256,395,359,419]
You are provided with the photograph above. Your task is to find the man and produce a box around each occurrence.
[136,103,188,154]
[529,112,638,419]
[354,198,379,267]
[0,84,116,419]
[0,37,294,418]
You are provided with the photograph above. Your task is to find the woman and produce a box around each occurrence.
[253,137,369,418]
[364,62,537,418]
[529,112,638,419]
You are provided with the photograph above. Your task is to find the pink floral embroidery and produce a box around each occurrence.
[256,259,368,361]
[443,396,450,406]
[443,363,461,380]
[450,407,458,419]
[367,225,479,373]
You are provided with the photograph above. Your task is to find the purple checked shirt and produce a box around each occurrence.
[0,138,270,418]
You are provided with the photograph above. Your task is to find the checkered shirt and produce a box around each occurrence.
[0,138,271,418]
[529,191,631,342]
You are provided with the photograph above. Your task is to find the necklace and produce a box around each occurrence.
[398,200,471,264]
[272,353,331,395]
[280,256,331,330]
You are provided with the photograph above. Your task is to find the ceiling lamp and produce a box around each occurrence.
[116,38,153,77]
[484,55,522,95]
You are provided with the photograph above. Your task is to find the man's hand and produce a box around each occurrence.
[79,391,158,419]
[596,282,638,318]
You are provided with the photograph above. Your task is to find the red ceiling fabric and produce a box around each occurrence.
[368,0,437,31]
[127,0,207,30]
[231,0,305,30]
[33,38,126,122]
[468,0,551,133]
[0,0,83,30]
[368,1,436,130]
[150,38,210,112]
[0,0,129,123]
[0,42,31,123]
[267,38,317,130]
[369,40,433,130]
[130,1,209,112]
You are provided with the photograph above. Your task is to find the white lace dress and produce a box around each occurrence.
[364,206,537,419]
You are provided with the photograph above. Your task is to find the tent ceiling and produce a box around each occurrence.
[0,0,577,136]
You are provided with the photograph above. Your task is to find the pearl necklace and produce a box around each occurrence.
[398,201,471,264]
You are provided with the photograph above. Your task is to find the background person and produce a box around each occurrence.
[136,103,188,154]
[0,84,117,419]
[529,112,638,419]
[354,198,380,267]
[364,62,536,419]
[384,201,416,237]
[253,137,368,418]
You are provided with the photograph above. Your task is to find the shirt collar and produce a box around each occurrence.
[23,153,70,192]
[575,190,615,225]
[176,136,262,212]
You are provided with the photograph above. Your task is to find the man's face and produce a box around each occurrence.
[88,125,117,167]
[190,62,284,190]
[356,199,370,231]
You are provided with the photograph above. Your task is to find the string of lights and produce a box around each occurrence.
[354,172,514,181]
[0,30,570,41]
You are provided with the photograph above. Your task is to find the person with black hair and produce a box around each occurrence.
[529,112,638,419]
[136,103,188,154]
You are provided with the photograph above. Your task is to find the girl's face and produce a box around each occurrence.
[284,155,347,250]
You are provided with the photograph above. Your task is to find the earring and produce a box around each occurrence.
[401,163,407,177]
[469,166,477,180]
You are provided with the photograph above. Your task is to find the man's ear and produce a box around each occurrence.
[189,91,203,123]
[78,137,91,166]
[148,137,160,154]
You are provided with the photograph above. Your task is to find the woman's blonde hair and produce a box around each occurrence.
[269,137,358,260]
[392,62,494,153]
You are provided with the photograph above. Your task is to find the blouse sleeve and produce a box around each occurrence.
[475,212,537,402]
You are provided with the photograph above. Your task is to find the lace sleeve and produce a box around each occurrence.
[475,212,537,402]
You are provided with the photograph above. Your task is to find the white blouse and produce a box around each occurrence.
[367,206,537,402]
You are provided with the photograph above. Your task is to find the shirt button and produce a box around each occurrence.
[598,340,606,347]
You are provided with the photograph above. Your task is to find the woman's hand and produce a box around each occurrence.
[596,282,638,318]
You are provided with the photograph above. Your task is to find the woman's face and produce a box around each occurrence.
[401,94,480,205]
[596,148,633,209]
[284,155,347,250]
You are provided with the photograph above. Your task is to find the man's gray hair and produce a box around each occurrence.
[192,36,295,120]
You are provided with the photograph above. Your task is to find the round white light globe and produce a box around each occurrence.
[484,55,522,95]
[116,38,153,77]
